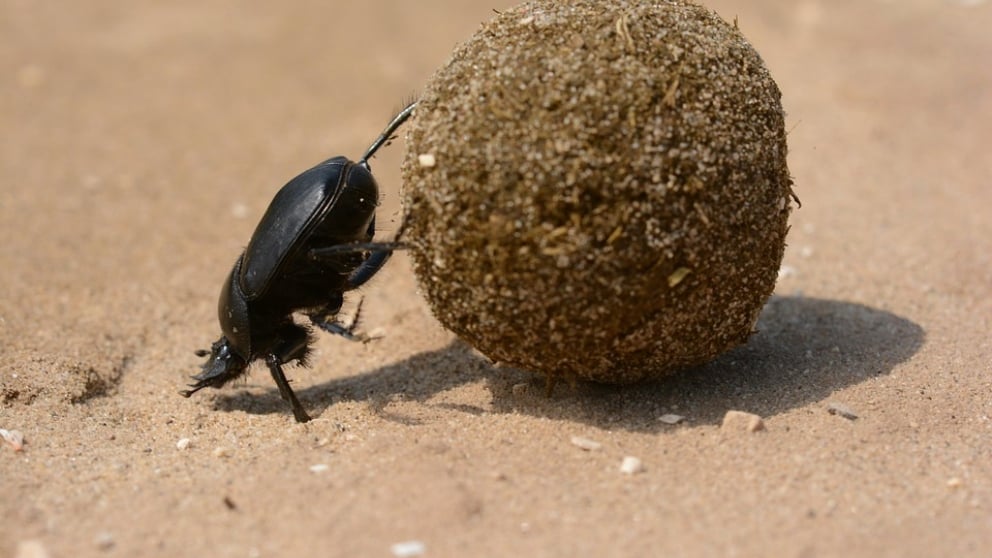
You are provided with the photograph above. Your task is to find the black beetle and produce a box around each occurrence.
[182,102,416,423]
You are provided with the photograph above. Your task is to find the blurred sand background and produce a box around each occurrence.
[1,0,990,556]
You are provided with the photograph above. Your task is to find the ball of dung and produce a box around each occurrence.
[401,0,795,383]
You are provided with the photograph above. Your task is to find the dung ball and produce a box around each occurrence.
[401,0,795,383]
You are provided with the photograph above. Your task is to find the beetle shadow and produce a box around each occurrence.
[214,296,925,431]
[212,338,495,421]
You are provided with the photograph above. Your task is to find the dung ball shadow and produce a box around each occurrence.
[486,296,925,430]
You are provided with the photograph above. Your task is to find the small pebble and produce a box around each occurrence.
[947,477,963,489]
[619,456,645,475]
[827,402,859,420]
[721,410,765,433]
[15,540,50,558]
[176,438,191,450]
[777,265,797,279]
[309,463,330,473]
[212,446,232,458]
[570,435,602,451]
[230,202,249,219]
[391,540,426,557]
[658,414,685,425]
[417,153,436,168]
[0,428,25,451]
[511,382,529,396]
[95,532,115,551]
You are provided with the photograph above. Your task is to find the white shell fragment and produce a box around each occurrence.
[417,153,437,168]
[391,540,426,557]
[658,414,686,425]
[570,435,603,451]
[619,456,645,475]
[309,464,330,473]
[176,438,191,450]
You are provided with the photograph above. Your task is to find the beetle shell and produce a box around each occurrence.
[242,156,350,298]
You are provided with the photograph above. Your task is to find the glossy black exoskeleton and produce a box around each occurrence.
[182,102,416,422]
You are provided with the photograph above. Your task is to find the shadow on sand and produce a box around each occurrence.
[215,296,925,432]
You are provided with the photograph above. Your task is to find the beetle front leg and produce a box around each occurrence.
[265,354,311,423]
[265,323,314,422]
[308,242,403,288]
[346,250,392,289]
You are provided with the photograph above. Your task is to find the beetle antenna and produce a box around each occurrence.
[359,101,417,167]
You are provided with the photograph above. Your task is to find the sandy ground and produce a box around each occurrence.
[2,0,990,556]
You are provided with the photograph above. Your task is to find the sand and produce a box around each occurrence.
[2,1,990,557]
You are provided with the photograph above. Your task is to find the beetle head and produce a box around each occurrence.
[180,337,249,397]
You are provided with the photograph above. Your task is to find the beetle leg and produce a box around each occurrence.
[315,321,370,342]
[260,323,315,422]
[358,101,417,166]
[309,298,380,343]
[347,249,392,289]
[264,354,311,423]
[308,241,405,259]
[309,244,400,288]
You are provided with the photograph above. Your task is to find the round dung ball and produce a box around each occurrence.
[401,0,795,383]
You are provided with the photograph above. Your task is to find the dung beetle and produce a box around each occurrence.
[182,102,416,422]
